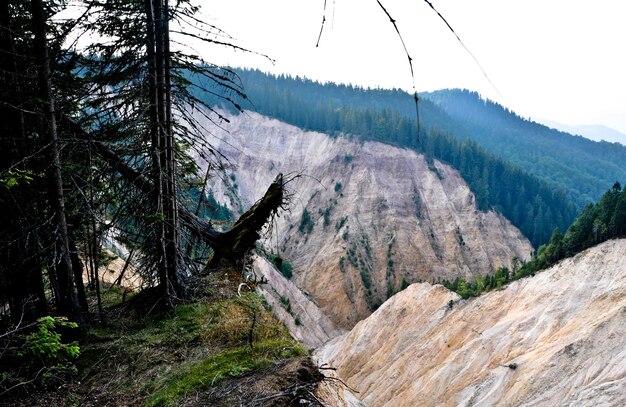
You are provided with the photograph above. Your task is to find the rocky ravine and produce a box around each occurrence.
[316,239,626,407]
[198,110,532,330]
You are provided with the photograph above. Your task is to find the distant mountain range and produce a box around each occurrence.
[537,119,626,145]
[421,89,626,207]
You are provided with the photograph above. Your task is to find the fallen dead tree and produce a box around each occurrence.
[62,116,286,267]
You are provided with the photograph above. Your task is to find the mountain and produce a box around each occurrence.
[316,238,626,406]
[195,110,532,330]
[539,119,626,146]
[201,69,626,211]
[197,69,579,247]
[423,89,626,206]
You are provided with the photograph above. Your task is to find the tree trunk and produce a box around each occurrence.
[162,0,180,296]
[70,241,89,312]
[144,0,172,307]
[31,0,82,326]
[146,0,179,306]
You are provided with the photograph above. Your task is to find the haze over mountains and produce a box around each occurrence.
[423,89,626,206]
[538,119,626,146]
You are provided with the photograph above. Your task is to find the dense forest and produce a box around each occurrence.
[200,69,579,247]
[0,0,250,325]
[442,182,626,299]
[424,89,626,206]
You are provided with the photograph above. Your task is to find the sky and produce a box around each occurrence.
[197,0,626,134]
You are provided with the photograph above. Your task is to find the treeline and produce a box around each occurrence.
[200,69,578,247]
[442,182,626,299]
[216,70,626,210]
[422,89,626,207]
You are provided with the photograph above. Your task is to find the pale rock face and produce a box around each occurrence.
[254,255,343,348]
[315,239,626,407]
[196,110,532,329]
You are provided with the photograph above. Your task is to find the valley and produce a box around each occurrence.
[3,3,625,406]
[197,110,532,330]
[316,239,626,407]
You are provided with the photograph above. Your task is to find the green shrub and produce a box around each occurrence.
[298,209,314,234]
[335,216,347,231]
[18,316,80,386]
[270,254,293,279]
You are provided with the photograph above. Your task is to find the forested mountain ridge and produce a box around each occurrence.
[198,68,579,247]
[424,89,626,206]
[213,70,626,211]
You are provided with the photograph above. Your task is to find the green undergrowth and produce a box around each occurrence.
[145,339,305,407]
[96,283,136,309]
[78,290,305,406]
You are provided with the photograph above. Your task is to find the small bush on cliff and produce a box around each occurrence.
[298,209,314,234]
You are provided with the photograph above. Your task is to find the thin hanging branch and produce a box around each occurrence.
[316,0,327,47]
[376,0,420,141]
[422,0,500,96]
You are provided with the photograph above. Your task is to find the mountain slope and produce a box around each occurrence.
[196,110,532,329]
[197,69,580,247]
[316,239,626,406]
[424,89,626,206]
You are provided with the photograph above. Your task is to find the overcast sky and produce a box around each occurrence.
[199,0,626,134]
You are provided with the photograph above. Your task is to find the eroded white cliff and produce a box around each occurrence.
[316,239,626,406]
[196,110,532,329]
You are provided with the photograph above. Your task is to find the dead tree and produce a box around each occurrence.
[62,116,286,276]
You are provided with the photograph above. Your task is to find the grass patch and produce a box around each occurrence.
[90,283,135,309]
[298,209,314,234]
[145,339,305,407]
[78,292,303,406]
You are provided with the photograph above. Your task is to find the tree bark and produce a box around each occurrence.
[31,0,82,326]
[159,0,180,296]
[144,0,172,306]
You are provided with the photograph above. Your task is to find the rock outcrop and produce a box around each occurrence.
[197,111,532,329]
[316,239,626,406]
[254,255,343,348]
